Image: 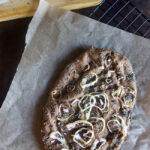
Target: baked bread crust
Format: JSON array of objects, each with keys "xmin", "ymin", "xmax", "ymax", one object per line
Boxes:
[{"xmin": 42, "ymin": 47, "xmax": 137, "ymax": 150}]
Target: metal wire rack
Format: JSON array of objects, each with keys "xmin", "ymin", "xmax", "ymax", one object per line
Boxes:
[{"xmin": 75, "ymin": 0, "xmax": 150, "ymax": 39}]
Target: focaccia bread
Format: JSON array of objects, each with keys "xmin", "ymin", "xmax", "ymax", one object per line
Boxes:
[{"xmin": 42, "ymin": 47, "xmax": 137, "ymax": 150}]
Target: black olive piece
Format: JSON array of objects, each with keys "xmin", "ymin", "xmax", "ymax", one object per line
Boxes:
[
  {"xmin": 102, "ymin": 69, "xmax": 108, "ymax": 75},
  {"xmin": 53, "ymin": 94, "xmax": 61, "ymax": 99},
  {"xmin": 109, "ymin": 66, "xmax": 115, "ymax": 70},
  {"xmin": 121, "ymin": 110, "xmax": 132, "ymax": 119},
  {"xmin": 74, "ymin": 88, "xmax": 81, "ymax": 95},
  {"xmin": 93, "ymin": 86, "xmax": 101, "ymax": 92},
  {"xmin": 106, "ymin": 133, "xmax": 115, "ymax": 141},
  {"xmin": 52, "ymin": 90, "xmax": 61, "ymax": 100},
  {"xmin": 116, "ymin": 72, "xmax": 123, "ymax": 80},
  {"xmin": 86, "ymin": 75, "xmax": 96, "ymax": 84},
  {"xmin": 67, "ymin": 85, "xmax": 75, "ymax": 92},
  {"xmin": 69, "ymin": 80, "xmax": 75, "ymax": 85},
  {"xmin": 106, "ymin": 55, "xmax": 112, "ymax": 61},
  {"xmin": 69, "ymin": 109, "xmax": 81, "ymax": 122},
  {"xmin": 124, "ymin": 93, "xmax": 134, "ymax": 102},
  {"xmin": 126, "ymin": 73, "xmax": 134, "ymax": 82},
  {"xmin": 89, "ymin": 61, "xmax": 96, "ymax": 67},
  {"xmin": 111, "ymin": 51, "xmax": 115, "ymax": 56},
  {"xmin": 108, "ymin": 85, "xmax": 115, "ymax": 90},
  {"xmin": 67, "ymin": 63, "xmax": 74, "ymax": 71},
  {"xmin": 90, "ymin": 109, "xmax": 98, "ymax": 117},
  {"xmin": 86, "ymin": 87, "xmax": 95, "ymax": 93}
]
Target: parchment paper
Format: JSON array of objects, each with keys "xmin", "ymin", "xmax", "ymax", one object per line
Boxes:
[{"xmin": 0, "ymin": 0, "xmax": 150, "ymax": 149}]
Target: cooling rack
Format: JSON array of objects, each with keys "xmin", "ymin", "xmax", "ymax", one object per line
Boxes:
[{"xmin": 75, "ymin": 0, "xmax": 150, "ymax": 39}]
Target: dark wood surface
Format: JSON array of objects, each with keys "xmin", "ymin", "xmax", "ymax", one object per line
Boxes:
[
  {"xmin": 0, "ymin": 18, "xmax": 31, "ymax": 106},
  {"xmin": 0, "ymin": 1, "xmax": 149, "ymax": 107}
]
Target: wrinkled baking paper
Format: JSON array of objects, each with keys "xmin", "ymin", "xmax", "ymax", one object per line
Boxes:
[{"xmin": 0, "ymin": 0, "xmax": 150, "ymax": 149}]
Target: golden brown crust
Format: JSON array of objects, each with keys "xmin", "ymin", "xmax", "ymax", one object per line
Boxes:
[{"xmin": 42, "ymin": 47, "xmax": 137, "ymax": 150}]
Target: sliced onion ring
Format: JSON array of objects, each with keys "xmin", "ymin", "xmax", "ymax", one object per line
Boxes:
[
  {"xmin": 112, "ymin": 86, "xmax": 125, "ymax": 99},
  {"xmin": 94, "ymin": 93, "xmax": 109, "ymax": 112},
  {"xmin": 107, "ymin": 119, "xmax": 121, "ymax": 133},
  {"xmin": 79, "ymin": 92, "xmax": 109, "ymax": 115},
  {"xmin": 106, "ymin": 70, "xmax": 115, "ymax": 78},
  {"xmin": 105, "ymin": 78, "xmax": 112, "ymax": 84},
  {"xmin": 79, "ymin": 94, "xmax": 96, "ymax": 112},
  {"xmin": 71, "ymin": 99, "xmax": 80, "ymax": 106},
  {"xmin": 95, "ymin": 94, "xmax": 107, "ymax": 111},
  {"xmin": 79, "ymin": 94, "xmax": 97, "ymax": 120},
  {"xmin": 58, "ymin": 104, "xmax": 75, "ymax": 121},
  {"xmin": 66, "ymin": 120, "xmax": 93, "ymax": 131},
  {"xmin": 73, "ymin": 128, "xmax": 94, "ymax": 148},
  {"xmin": 104, "ymin": 55, "xmax": 112, "ymax": 68},
  {"xmin": 84, "ymin": 64, "xmax": 90, "ymax": 71},
  {"xmin": 116, "ymin": 115, "xmax": 127, "ymax": 136},
  {"xmin": 80, "ymin": 72, "xmax": 98, "ymax": 89},
  {"xmin": 107, "ymin": 115, "xmax": 127, "ymax": 136},
  {"xmin": 123, "ymin": 92, "xmax": 134, "ymax": 106},
  {"xmin": 84, "ymin": 107, "xmax": 92, "ymax": 120}
]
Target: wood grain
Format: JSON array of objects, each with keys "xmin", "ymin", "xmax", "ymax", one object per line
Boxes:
[{"xmin": 0, "ymin": 0, "xmax": 103, "ymax": 22}]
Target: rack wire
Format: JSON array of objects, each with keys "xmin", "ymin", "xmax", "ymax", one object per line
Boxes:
[{"xmin": 75, "ymin": 0, "xmax": 150, "ymax": 39}]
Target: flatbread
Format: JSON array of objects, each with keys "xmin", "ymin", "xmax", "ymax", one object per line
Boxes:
[{"xmin": 42, "ymin": 47, "xmax": 137, "ymax": 150}]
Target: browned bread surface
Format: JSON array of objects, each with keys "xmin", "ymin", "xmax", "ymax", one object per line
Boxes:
[{"xmin": 42, "ymin": 47, "xmax": 137, "ymax": 150}]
